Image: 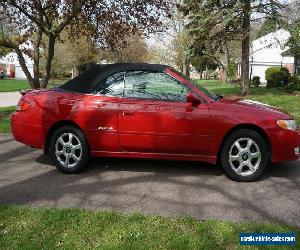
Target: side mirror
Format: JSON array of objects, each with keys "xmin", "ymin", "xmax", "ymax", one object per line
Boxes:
[{"xmin": 186, "ymin": 92, "xmax": 201, "ymax": 106}]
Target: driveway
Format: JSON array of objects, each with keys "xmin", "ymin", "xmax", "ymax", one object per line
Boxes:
[
  {"xmin": 0, "ymin": 92, "xmax": 21, "ymax": 107},
  {"xmin": 0, "ymin": 134, "xmax": 299, "ymax": 227}
]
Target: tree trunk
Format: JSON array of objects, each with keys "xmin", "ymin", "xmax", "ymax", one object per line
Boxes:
[
  {"xmin": 241, "ymin": 0, "xmax": 251, "ymax": 96},
  {"xmin": 32, "ymin": 30, "xmax": 42, "ymax": 89},
  {"xmin": 223, "ymin": 43, "xmax": 229, "ymax": 84},
  {"xmin": 42, "ymin": 34, "xmax": 56, "ymax": 88},
  {"xmin": 15, "ymin": 48, "xmax": 35, "ymax": 88},
  {"xmin": 185, "ymin": 57, "xmax": 190, "ymax": 78},
  {"xmin": 223, "ymin": 66, "xmax": 228, "ymax": 84},
  {"xmin": 182, "ymin": 50, "xmax": 190, "ymax": 77}
]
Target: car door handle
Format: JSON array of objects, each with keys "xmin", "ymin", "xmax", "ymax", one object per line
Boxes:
[{"xmin": 123, "ymin": 111, "xmax": 134, "ymax": 116}]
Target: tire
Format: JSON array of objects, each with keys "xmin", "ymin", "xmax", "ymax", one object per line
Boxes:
[
  {"xmin": 49, "ymin": 125, "xmax": 90, "ymax": 174},
  {"xmin": 220, "ymin": 129, "xmax": 269, "ymax": 182}
]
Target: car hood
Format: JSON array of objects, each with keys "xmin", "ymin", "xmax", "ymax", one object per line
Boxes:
[{"xmin": 218, "ymin": 98, "xmax": 291, "ymax": 119}]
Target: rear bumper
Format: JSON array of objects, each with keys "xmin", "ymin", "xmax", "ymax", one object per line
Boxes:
[
  {"xmin": 270, "ymin": 128, "xmax": 300, "ymax": 163},
  {"xmin": 11, "ymin": 112, "xmax": 45, "ymax": 149}
]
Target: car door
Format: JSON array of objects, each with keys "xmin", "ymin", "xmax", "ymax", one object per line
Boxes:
[
  {"xmin": 82, "ymin": 71, "xmax": 124, "ymax": 152},
  {"xmin": 118, "ymin": 71, "xmax": 212, "ymax": 155}
]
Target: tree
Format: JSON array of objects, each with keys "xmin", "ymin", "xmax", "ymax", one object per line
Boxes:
[
  {"xmin": 101, "ymin": 32, "xmax": 150, "ymax": 63},
  {"xmin": 0, "ymin": 0, "xmax": 170, "ymax": 89},
  {"xmin": 0, "ymin": 16, "xmax": 11, "ymax": 57},
  {"xmin": 43, "ymin": 31, "xmax": 100, "ymax": 78},
  {"xmin": 149, "ymin": 1, "xmax": 192, "ymax": 76},
  {"xmin": 190, "ymin": 55, "xmax": 218, "ymax": 79},
  {"xmin": 285, "ymin": 22, "xmax": 300, "ymax": 57},
  {"xmin": 170, "ymin": 28, "xmax": 191, "ymax": 76},
  {"xmin": 282, "ymin": 0, "xmax": 300, "ymax": 57},
  {"xmin": 182, "ymin": 0, "xmax": 283, "ymax": 95}
]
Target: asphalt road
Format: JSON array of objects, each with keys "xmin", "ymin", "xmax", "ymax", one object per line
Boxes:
[{"xmin": 0, "ymin": 134, "xmax": 299, "ymax": 227}]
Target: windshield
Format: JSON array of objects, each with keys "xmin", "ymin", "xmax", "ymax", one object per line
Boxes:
[{"xmin": 171, "ymin": 69, "xmax": 220, "ymax": 101}]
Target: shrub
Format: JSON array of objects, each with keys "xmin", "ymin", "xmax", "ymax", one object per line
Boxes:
[
  {"xmin": 251, "ymin": 76, "xmax": 260, "ymax": 87},
  {"xmin": 289, "ymin": 75, "xmax": 300, "ymax": 85},
  {"xmin": 227, "ymin": 61, "xmax": 236, "ymax": 80},
  {"xmin": 277, "ymin": 76, "xmax": 300, "ymax": 93},
  {"xmin": 265, "ymin": 67, "xmax": 290, "ymax": 88}
]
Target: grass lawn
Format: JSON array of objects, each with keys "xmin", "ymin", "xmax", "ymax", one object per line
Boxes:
[
  {"xmin": 0, "ymin": 79, "xmax": 67, "ymax": 92},
  {"xmin": 198, "ymin": 80, "xmax": 300, "ymax": 124},
  {"xmin": 0, "ymin": 205, "xmax": 298, "ymax": 249},
  {"xmin": 0, "ymin": 106, "xmax": 15, "ymax": 134}
]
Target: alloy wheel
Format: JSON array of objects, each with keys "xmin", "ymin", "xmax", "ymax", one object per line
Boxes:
[
  {"xmin": 228, "ymin": 137, "xmax": 261, "ymax": 176},
  {"xmin": 55, "ymin": 133, "xmax": 82, "ymax": 168}
]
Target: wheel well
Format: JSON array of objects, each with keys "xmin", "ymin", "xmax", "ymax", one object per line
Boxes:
[
  {"xmin": 217, "ymin": 124, "xmax": 272, "ymax": 164},
  {"xmin": 44, "ymin": 120, "xmax": 85, "ymax": 153}
]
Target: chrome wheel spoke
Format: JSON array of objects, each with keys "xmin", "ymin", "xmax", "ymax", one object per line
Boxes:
[
  {"xmin": 58, "ymin": 137, "xmax": 65, "ymax": 146},
  {"xmin": 72, "ymin": 155, "xmax": 80, "ymax": 163},
  {"xmin": 68, "ymin": 133, "xmax": 73, "ymax": 144},
  {"xmin": 246, "ymin": 139, "xmax": 253, "ymax": 150},
  {"xmin": 234, "ymin": 141, "xmax": 242, "ymax": 151},
  {"xmin": 55, "ymin": 150, "xmax": 64, "ymax": 156},
  {"xmin": 65, "ymin": 155, "xmax": 70, "ymax": 167},
  {"xmin": 248, "ymin": 161, "xmax": 255, "ymax": 172},
  {"xmin": 73, "ymin": 144, "xmax": 82, "ymax": 150},
  {"xmin": 236, "ymin": 163, "xmax": 244, "ymax": 174},
  {"xmin": 251, "ymin": 151, "xmax": 261, "ymax": 159},
  {"xmin": 229, "ymin": 155, "xmax": 239, "ymax": 162}
]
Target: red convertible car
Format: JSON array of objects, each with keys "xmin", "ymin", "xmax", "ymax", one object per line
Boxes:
[{"xmin": 11, "ymin": 63, "xmax": 300, "ymax": 181}]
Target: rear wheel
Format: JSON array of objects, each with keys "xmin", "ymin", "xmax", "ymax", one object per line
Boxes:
[
  {"xmin": 220, "ymin": 129, "xmax": 269, "ymax": 182},
  {"xmin": 49, "ymin": 126, "xmax": 90, "ymax": 173}
]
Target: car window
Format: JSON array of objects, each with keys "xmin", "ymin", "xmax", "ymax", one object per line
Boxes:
[
  {"xmin": 92, "ymin": 71, "xmax": 125, "ymax": 96},
  {"xmin": 124, "ymin": 71, "xmax": 189, "ymax": 101}
]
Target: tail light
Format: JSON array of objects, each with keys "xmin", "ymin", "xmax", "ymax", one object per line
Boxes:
[{"xmin": 16, "ymin": 99, "xmax": 30, "ymax": 112}]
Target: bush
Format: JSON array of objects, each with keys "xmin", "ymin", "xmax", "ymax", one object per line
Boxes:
[
  {"xmin": 276, "ymin": 76, "xmax": 300, "ymax": 93},
  {"xmin": 251, "ymin": 76, "xmax": 260, "ymax": 87},
  {"xmin": 289, "ymin": 75, "xmax": 300, "ymax": 85},
  {"xmin": 227, "ymin": 61, "xmax": 236, "ymax": 80},
  {"xmin": 265, "ymin": 67, "xmax": 290, "ymax": 88}
]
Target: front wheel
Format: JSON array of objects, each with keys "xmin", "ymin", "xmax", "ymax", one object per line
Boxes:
[
  {"xmin": 220, "ymin": 129, "xmax": 269, "ymax": 182},
  {"xmin": 49, "ymin": 126, "xmax": 90, "ymax": 173}
]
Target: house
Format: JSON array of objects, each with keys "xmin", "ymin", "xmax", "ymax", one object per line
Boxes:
[
  {"xmin": 237, "ymin": 29, "xmax": 299, "ymax": 83},
  {"xmin": 0, "ymin": 51, "xmax": 34, "ymax": 79}
]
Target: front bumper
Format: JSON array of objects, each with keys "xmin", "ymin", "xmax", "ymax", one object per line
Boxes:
[{"xmin": 270, "ymin": 128, "xmax": 300, "ymax": 163}]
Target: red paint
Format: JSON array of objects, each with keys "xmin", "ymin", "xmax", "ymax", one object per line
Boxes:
[{"xmin": 11, "ymin": 68, "xmax": 300, "ymax": 165}]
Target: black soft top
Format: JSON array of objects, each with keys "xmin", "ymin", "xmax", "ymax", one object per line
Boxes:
[{"xmin": 60, "ymin": 63, "xmax": 169, "ymax": 93}]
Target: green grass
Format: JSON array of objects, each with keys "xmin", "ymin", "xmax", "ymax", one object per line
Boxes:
[
  {"xmin": 198, "ymin": 80, "xmax": 300, "ymax": 124},
  {"xmin": 0, "ymin": 106, "xmax": 15, "ymax": 134},
  {"xmin": 0, "ymin": 205, "xmax": 298, "ymax": 249},
  {"xmin": 0, "ymin": 79, "xmax": 66, "ymax": 92}
]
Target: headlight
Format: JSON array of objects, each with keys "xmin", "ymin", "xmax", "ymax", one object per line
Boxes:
[{"xmin": 277, "ymin": 120, "xmax": 298, "ymax": 130}]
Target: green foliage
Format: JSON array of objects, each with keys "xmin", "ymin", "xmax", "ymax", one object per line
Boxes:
[
  {"xmin": 289, "ymin": 75, "xmax": 300, "ymax": 85},
  {"xmin": 227, "ymin": 61, "xmax": 236, "ymax": 80},
  {"xmin": 285, "ymin": 21, "xmax": 300, "ymax": 56},
  {"xmin": 191, "ymin": 55, "xmax": 218, "ymax": 73},
  {"xmin": 182, "ymin": 0, "xmax": 283, "ymax": 94},
  {"xmin": 265, "ymin": 67, "xmax": 290, "ymax": 88},
  {"xmin": 0, "ymin": 46, "xmax": 11, "ymax": 57},
  {"xmin": 251, "ymin": 76, "xmax": 260, "ymax": 87},
  {"xmin": 256, "ymin": 17, "xmax": 281, "ymax": 39},
  {"xmin": 0, "ymin": 106, "xmax": 15, "ymax": 133},
  {"xmin": 278, "ymin": 76, "xmax": 300, "ymax": 93}
]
